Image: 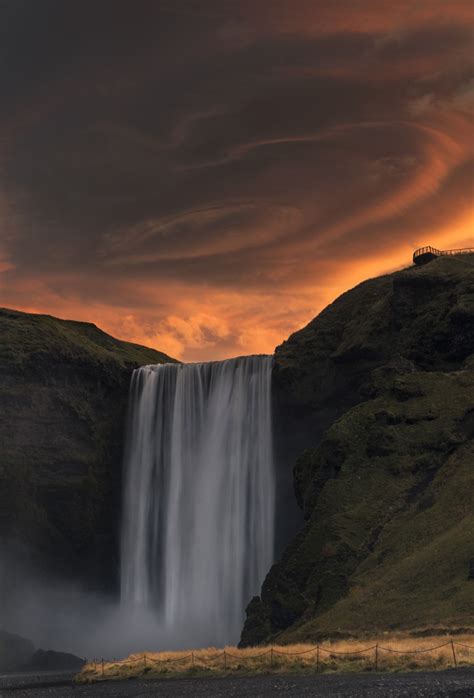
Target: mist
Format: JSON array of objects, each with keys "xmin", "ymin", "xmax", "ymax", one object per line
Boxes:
[{"xmin": 0, "ymin": 545, "xmax": 214, "ymax": 660}]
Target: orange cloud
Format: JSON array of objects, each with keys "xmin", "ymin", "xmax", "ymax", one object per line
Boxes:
[
  {"xmin": 245, "ymin": 0, "xmax": 474, "ymax": 36},
  {"xmin": 0, "ymin": 1, "xmax": 473, "ymax": 360}
]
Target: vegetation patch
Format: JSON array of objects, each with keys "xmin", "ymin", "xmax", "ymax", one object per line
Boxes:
[
  {"xmin": 0, "ymin": 307, "xmax": 175, "ymax": 586},
  {"xmin": 76, "ymin": 632, "xmax": 474, "ymax": 683},
  {"xmin": 244, "ymin": 256, "xmax": 474, "ymax": 646}
]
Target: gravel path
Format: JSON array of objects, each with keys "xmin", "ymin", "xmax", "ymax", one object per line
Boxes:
[{"xmin": 1, "ymin": 668, "xmax": 473, "ymax": 697}]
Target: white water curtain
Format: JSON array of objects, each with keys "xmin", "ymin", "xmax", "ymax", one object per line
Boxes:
[{"xmin": 120, "ymin": 356, "xmax": 275, "ymax": 646}]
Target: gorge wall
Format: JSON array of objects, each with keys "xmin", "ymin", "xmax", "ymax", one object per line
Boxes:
[
  {"xmin": 0, "ymin": 253, "xmax": 472, "ymax": 651},
  {"xmin": 0, "ymin": 308, "xmax": 174, "ymax": 590},
  {"xmin": 241, "ymin": 254, "xmax": 474, "ymax": 645}
]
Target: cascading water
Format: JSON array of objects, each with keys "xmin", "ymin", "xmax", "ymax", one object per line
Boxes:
[{"xmin": 120, "ymin": 355, "xmax": 275, "ymax": 647}]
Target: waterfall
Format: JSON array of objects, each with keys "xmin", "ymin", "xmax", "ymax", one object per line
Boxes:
[{"xmin": 120, "ymin": 355, "xmax": 275, "ymax": 647}]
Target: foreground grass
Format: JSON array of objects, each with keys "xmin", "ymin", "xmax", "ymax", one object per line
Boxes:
[{"xmin": 77, "ymin": 631, "xmax": 474, "ymax": 683}]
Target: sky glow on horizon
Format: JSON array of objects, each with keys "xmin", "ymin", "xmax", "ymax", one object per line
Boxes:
[{"xmin": 0, "ymin": 0, "xmax": 473, "ymax": 360}]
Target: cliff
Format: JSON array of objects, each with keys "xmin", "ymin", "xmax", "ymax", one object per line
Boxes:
[
  {"xmin": 241, "ymin": 254, "xmax": 474, "ymax": 645},
  {"xmin": 0, "ymin": 308, "xmax": 174, "ymax": 588}
]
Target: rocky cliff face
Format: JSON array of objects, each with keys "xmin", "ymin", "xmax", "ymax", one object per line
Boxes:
[
  {"xmin": 1, "ymin": 256, "xmax": 473, "ymax": 644},
  {"xmin": 241, "ymin": 255, "xmax": 474, "ymax": 645},
  {"xmin": 0, "ymin": 308, "xmax": 174, "ymax": 589}
]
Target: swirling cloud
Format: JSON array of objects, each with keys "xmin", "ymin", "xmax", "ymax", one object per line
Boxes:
[{"xmin": 0, "ymin": 1, "xmax": 472, "ymax": 359}]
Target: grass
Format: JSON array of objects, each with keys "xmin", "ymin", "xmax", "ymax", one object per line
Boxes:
[
  {"xmin": 0, "ymin": 306, "xmax": 175, "ymax": 369},
  {"xmin": 0, "ymin": 306, "xmax": 176, "ymax": 582},
  {"xmin": 76, "ymin": 631, "xmax": 474, "ymax": 683},
  {"xmin": 244, "ymin": 255, "xmax": 474, "ymax": 647},
  {"xmin": 243, "ymin": 366, "xmax": 474, "ymax": 645}
]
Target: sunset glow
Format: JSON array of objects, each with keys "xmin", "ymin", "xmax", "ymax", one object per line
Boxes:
[{"xmin": 0, "ymin": 1, "xmax": 472, "ymax": 360}]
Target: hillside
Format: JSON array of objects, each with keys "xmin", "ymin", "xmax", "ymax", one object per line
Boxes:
[
  {"xmin": 241, "ymin": 254, "xmax": 474, "ymax": 645},
  {"xmin": 0, "ymin": 308, "xmax": 175, "ymax": 587}
]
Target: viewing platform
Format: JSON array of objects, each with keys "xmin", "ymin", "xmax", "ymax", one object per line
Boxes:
[{"xmin": 413, "ymin": 246, "xmax": 474, "ymax": 266}]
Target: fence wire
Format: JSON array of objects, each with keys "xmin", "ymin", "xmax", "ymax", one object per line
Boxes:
[
  {"xmin": 378, "ymin": 642, "xmax": 451, "ymax": 654},
  {"xmin": 89, "ymin": 639, "xmax": 474, "ymax": 679}
]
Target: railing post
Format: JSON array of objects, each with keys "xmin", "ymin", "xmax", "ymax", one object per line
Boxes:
[
  {"xmin": 375, "ymin": 644, "xmax": 378, "ymax": 671},
  {"xmin": 101, "ymin": 658, "xmax": 104, "ymax": 677},
  {"xmin": 451, "ymin": 640, "xmax": 457, "ymax": 668},
  {"xmin": 316, "ymin": 645, "xmax": 320, "ymax": 673},
  {"xmin": 224, "ymin": 650, "xmax": 227, "ymax": 670},
  {"xmin": 143, "ymin": 654, "xmax": 147, "ymax": 669},
  {"xmin": 270, "ymin": 647, "xmax": 274, "ymax": 668},
  {"xmin": 192, "ymin": 651, "xmax": 195, "ymax": 668}
]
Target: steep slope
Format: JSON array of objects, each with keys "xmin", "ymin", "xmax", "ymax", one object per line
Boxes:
[
  {"xmin": 241, "ymin": 255, "xmax": 474, "ymax": 645},
  {"xmin": 0, "ymin": 308, "xmax": 175, "ymax": 587}
]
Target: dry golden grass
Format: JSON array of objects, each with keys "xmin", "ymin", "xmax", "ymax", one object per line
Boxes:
[{"xmin": 77, "ymin": 632, "xmax": 474, "ymax": 683}]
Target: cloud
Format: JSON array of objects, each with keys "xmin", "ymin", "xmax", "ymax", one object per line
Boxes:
[
  {"xmin": 0, "ymin": 1, "xmax": 472, "ymax": 360},
  {"xmin": 0, "ymin": 251, "xmax": 14, "ymax": 273}
]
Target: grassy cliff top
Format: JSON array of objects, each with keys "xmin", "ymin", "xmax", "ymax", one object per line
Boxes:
[
  {"xmin": 275, "ymin": 254, "xmax": 474, "ymax": 407},
  {"xmin": 0, "ymin": 307, "xmax": 176, "ymax": 372}
]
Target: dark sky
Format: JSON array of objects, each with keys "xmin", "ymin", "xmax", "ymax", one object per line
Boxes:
[{"xmin": 0, "ymin": 1, "xmax": 473, "ymax": 359}]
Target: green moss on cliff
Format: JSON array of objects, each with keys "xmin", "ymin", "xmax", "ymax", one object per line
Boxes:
[
  {"xmin": 0, "ymin": 307, "xmax": 171, "ymax": 372},
  {"xmin": 0, "ymin": 307, "xmax": 175, "ymax": 586},
  {"xmin": 241, "ymin": 255, "xmax": 474, "ymax": 646}
]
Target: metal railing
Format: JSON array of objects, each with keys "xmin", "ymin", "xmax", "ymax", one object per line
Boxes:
[{"xmin": 413, "ymin": 246, "xmax": 474, "ymax": 263}]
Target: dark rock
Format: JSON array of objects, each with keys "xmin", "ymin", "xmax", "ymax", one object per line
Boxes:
[
  {"xmin": 25, "ymin": 648, "xmax": 85, "ymax": 671},
  {"xmin": 392, "ymin": 378, "xmax": 425, "ymax": 401},
  {"xmin": 241, "ymin": 255, "xmax": 474, "ymax": 647},
  {"xmin": 0, "ymin": 630, "xmax": 35, "ymax": 672},
  {"xmin": 0, "ymin": 629, "xmax": 84, "ymax": 673},
  {"xmin": 366, "ymin": 428, "xmax": 396, "ymax": 456},
  {"xmin": 461, "ymin": 408, "xmax": 474, "ymax": 439},
  {"xmin": 469, "ymin": 559, "xmax": 474, "ymax": 581},
  {"xmin": 0, "ymin": 307, "xmax": 175, "ymax": 590}
]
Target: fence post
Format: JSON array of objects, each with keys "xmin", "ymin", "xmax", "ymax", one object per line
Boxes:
[
  {"xmin": 192, "ymin": 651, "xmax": 195, "ymax": 668},
  {"xmin": 316, "ymin": 645, "xmax": 320, "ymax": 673},
  {"xmin": 101, "ymin": 658, "xmax": 104, "ymax": 678},
  {"xmin": 224, "ymin": 650, "xmax": 227, "ymax": 670},
  {"xmin": 451, "ymin": 640, "xmax": 457, "ymax": 668},
  {"xmin": 270, "ymin": 647, "xmax": 274, "ymax": 668},
  {"xmin": 375, "ymin": 644, "xmax": 378, "ymax": 671},
  {"xmin": 144, "ymin": 654, "xmax": 147, "ymax": 669}
]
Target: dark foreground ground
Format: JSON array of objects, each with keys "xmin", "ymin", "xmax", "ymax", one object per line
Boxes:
[{"xmin": 1, "ymin": 668, "xmax": 474, "ymax": 697}]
